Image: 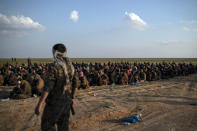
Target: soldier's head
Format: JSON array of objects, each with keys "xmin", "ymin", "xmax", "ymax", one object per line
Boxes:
[{"xmin": 52, "ymin": 43, "xmax": 67, "ymax": 59}]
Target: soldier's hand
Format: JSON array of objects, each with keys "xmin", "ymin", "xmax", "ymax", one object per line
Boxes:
[
  {"xmin": 35, "ymin": 105, "xmax": 41, "ymax": 116},
  {"xmin": 35, "ymin": 91, "xmax": 48, "ymax": 116}
]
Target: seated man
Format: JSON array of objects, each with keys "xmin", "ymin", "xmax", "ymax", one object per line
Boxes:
[
  {"xmin": 139, "ymin": 69, "xmax": 146, "ymax": 82},
  {"xmin": 130, "ymin": 71, "xmax": 139, "ymax": 85},
  {"xmin": 10, "ymin": 78, "xmax": 32, "ymax": 99},
  {"xmin": 78, "ymin": 71, "xmax": 89, "ymax": 89},
  {"xmin": 26, "ymin": 68, "xmax": 44, "ymax": 96},
  {"xmin": 146, "ymin": 70, "xmax": 152, "ymax": 81},
  {"xmin": 120, "ymin": 71, "xmax": 128, "ymax": 85},
  {"xmin": 32, "ymin": 74, "xmax": 44, "ymax": 96},
  {"xmin": 0, "ymin": 74, "xmax": 4, "ymax": 86},
  {"xmin": 151, "ymin": 69, "xmax": 158, "ymax": 81},
  {"xmin": 98, "ymin": 70, "xmax": 109, "ymax": 86},
  {"xmin": 4, "ymin": 70, "xmax": 17, "ymax": 86}
]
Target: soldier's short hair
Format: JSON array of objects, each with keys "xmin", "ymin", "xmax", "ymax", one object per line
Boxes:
[{"xmin": 53, "ymin": 43, "xmax": 66, "ymax": 53}]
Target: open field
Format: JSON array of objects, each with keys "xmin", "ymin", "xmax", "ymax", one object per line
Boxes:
[
  {"xmin": 0, "ymin": 74, "xmax": 197, "ymax": 131},
  {"xmin": 0, "ymin": 58, "xmax": 197, "ymax": 65}
]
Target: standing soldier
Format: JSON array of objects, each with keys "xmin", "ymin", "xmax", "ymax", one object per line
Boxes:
[
  {"xmin": 27, "ymin": 58, "xmax": 32, "ymax": 67},
  {"xmin": 35, "ymin": 43, "xmax": 78, "ymax": 131}
]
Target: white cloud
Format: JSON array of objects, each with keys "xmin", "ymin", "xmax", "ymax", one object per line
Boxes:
[
  {"xmin": 183, "ymin": 26, "xmax": 191, "ymax": 32},
  {"xmin": 124, "ymin": 12, "xmax": 148, "ymax": 31},
  {"xmin": 70, "ymin": 10, "xmax": 79, "ymax": 22},
  {"xmin": 182, "ymin": 26, "xmax": 197, "ymax": 32},
  {"xmin": 158, "ymin": 40, "xmax": 180, "ymax": 45},
  {"xmin": 180, "ymin": 20, "xmax": 197, "ymax": 25},
  {"xmin": 180, "ymin": 20, "xmax": 197, "ymax": 32},
  {"xmin": 157, "ymin": 40, "xmax": 193, "ymax": 46},
  {"xmin": 0, "ymin": 13, "xmax": 45, "ymax": 35}
]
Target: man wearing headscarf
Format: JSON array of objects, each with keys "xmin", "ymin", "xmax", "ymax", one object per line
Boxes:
[{"xmin": 35, "ymin": 43, "xmax": 78, "ymax": 131}]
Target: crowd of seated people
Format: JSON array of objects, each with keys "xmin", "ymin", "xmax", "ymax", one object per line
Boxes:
[
  {"xmin": 0, "ymin": 61, "xmax": 196, "ymax": 99},
  {"xmin": 73, "ymin": 62, "xmax": 197, "ymax": 86}
]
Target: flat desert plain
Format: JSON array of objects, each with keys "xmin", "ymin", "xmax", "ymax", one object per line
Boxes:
[{"xmin": 0, "ymin": 74, "xmax": 197, "ymax": 131}]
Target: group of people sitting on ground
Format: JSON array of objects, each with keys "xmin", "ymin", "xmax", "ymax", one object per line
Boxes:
[
  {"xmin": 0, "ymin": 61, "xmax": 196, "ymax": 99},
  {"xmin": 74, "ymin": 62, "xmax": 197, "ymax": 87},
  {"xmin": 0, "ymin": 63, "xmax": 45, "ymax": 99}
]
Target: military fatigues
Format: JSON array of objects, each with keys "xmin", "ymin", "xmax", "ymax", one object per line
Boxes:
[{"xmin": 41, "ymin": 63, "xmax": 76, "ymax": 131}]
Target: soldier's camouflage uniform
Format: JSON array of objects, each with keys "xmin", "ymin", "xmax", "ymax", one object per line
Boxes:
[{"xmin": 41, "ymin": 63, "xmax": 77, "ymax": 131}]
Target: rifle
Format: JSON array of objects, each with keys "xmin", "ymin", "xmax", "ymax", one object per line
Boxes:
[{"xmin": 71, "ymin": 101, "xmax": 75, "ymax": 115}]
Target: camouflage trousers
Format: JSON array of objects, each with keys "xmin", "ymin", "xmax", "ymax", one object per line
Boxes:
[{"xmin": 41, "ymin": 102, "xmax": 71, "ymax": 131}]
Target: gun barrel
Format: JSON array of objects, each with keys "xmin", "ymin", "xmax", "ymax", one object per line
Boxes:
[{"xmin": 71, "ymin": 103, "xmax": 75, "ymax": 115}]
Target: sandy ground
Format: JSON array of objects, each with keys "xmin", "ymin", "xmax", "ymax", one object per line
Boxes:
[{"xmin": 0, "ymin": 74, "xmax": 197, "ymax": 131}]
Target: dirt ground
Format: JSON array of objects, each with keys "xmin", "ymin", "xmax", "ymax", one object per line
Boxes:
[{"xmin": 0, "ymin": 74, "xmax": 197, "ymax": 131}]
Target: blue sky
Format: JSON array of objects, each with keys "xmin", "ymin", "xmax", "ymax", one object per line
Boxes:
[{"xmin": 0, "ymin": 0, "xmax": 197, "ymax": 58}]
